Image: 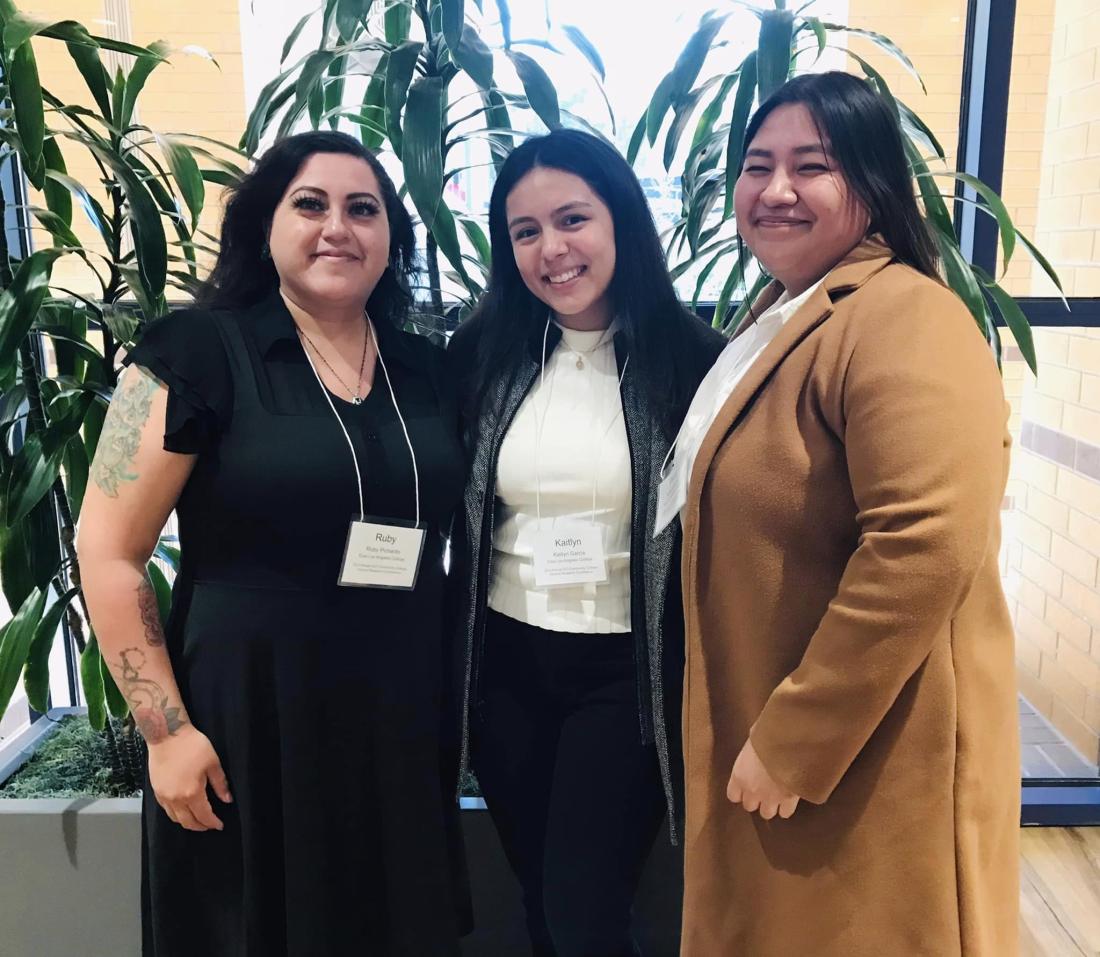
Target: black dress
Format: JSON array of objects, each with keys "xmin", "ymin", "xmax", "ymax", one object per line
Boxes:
[{"xmin": 127, "ymin": 293, "xmax": 468, "ymax": 957}]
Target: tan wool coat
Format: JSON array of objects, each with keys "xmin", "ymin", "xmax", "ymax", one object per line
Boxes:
[{"xmin": 679, "ymin": 240, "xmax": 1020, "ymax": 956}]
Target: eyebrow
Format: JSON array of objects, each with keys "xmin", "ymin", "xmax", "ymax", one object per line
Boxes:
[
  {"xmin": 291, "ymin": 185, "xmax": 381, "ymax": 203},
  {"xmin": 745, "ymin": 145, "xmax": 830, "ymax": 158},
  {"xmin": 507, "ymin": 201, "xmax": 594, "ymax": 229}
]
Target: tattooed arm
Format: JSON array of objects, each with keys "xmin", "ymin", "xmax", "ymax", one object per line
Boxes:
[{"xmin": 78, "ymin": 365, "xmax": 231, "ymax": 830}]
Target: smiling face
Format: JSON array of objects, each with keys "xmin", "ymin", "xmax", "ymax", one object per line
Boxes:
[
  {"xmin": 505, "ymin": 166, "xmax": 616, "ymax": 331},
  {"xmin": 266, "ymin": 151, "xmax": 391, "ymax": 312},
  {"xmin": 734, "ymin": 103, "xmax": 871, "ymax": 297}
]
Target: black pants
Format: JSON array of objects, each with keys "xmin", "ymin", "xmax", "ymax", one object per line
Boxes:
[{"xmin": 471, "ymin": 610, "xmax": 667, "ymax": 957}]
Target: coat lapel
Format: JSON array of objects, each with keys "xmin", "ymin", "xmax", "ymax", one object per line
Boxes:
[{"xmin": 686, "ymin": 240, "xmax": 897, "ymax": 505}]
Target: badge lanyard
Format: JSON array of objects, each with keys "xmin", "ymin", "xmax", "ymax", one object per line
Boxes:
[
  {"xmin": 530, "ymin": 315, "xmax": 628, "ymax": 590},
  {"xmin": 298, "ymin": 316, "xmax": 426, "ymax": 590}
]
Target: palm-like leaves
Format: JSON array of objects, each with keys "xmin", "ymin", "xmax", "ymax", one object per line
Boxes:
[
  {"xmin": 245, "ymin": 0, "xmax": 612, "ymax": 324},
  {"xmin": 0, "ymin": 2, "xmax": 239, "ymax": 744},
  {"xmin": 634, "ymin": 1, "xmax": 1058, "ymax": 375}
]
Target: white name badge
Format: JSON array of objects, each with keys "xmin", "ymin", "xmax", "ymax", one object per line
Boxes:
[
  {"xmin": 654, "ymin": 455, "xmax": 688, "ymax": 538},
  {"xmin": 339, "ymin": 517, "xmax": 426, "ymax": 590},
  {"xmin": 533, "ymin": 522, "xmax": 608, "ymax": 589}
]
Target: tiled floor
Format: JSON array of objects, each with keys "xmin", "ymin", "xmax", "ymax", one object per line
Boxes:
[{"xmin": 1020, "ymin": 697, "xmax": 1099, "ymax": 779}]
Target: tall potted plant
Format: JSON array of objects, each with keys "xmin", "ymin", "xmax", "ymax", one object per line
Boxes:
[
  {"xmin": 0, "ymin": 0, "xmax": 242, "ymax": 780},
  {"xmin": 245, "ymin": 0, "xmax": 612, "ymax": 329},
  {"xmin": 631, "ymin": 0, "xmax": 1061, "ymax": 374}
]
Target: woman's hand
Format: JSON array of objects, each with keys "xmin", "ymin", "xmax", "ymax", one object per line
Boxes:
[
  {"xmin": 727, "ymin": 739, "xmax": 800, "ymax": 820},
  {"xmin": 147, "ymin": 725, "xmax": 233, "ymax": 832}
]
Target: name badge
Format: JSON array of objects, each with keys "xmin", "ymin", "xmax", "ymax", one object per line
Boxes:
[
  {"xmin": 533, "ymin": 522, "xmax": 608, "ymax": 589},
  {"xmin": 654, "ymin": 455, "xmax": 688, "ymax": 538},
  {"xmin": 339, "ymin": 516, "xmax": 426, "ymax": 590}
]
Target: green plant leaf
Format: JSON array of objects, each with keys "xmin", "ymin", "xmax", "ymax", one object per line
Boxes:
[
  {"xmin": 385, "ymin": 1, "xmax": 412, "ymax": 44},
  {"xmin": 0, "ymin": 587, "xmax": 47, "ymax": 723},
  {"xmin": 799, "ymin": 16, "xmax": 827, "ymax": 63},
  {"xmin": 935, "ymin": 232, "xmax": 987, "ymax": 333},
  {"xmin": 358, "ymin": 71, "xmax": 387, "ymax": 150},
  {"xmin": 724, "ymin": 51, "xmax": 757, "ymax": 217},
  {"xmin": 120, "ymin": 41, "xmax": 169, "ymax": 131},
  {"xmin": 756, "ymin": 9, "xmax": 794, "ymax": 103},
  {"xmin": 494, "ymin": 0, "xmax": 512, "ymax": 48},
  {"xmin": 4, "ymin": 429, "xmax": 69, "ymax": 528},
  {"xmin": 903, "ymin": 137, "xmax": 953, "ymax": 238},
  {"xmin": 154, "ymin": 540, "xmax": 181, "ymax": 571},
  {"xmin": 898, "ymin": 99, "xmax": 945, "ymax": 160},
  {"xmin": 691, "ymin": 241, "xmax": 739, "ymax": 309},
  {"xmin": 43, "ymin": 170, "xmax": 112, "ymax": 247},
  {"xmin": 455, "ymin": 23, "xmax": 495, "ymax": 90},
  {"xmin": 505, "ymin": 50, "xmax": 559, "ymax": 130},
  {"xmin": 336, "ymin": 0, "xmax": 372, "ymax": 38},
  {"xmin": 0, "ymin": 495, "xmax": 59, "ymax": 614},
  {"xmin": 429, "ymin": 199, "xmax": 475, "ymax": 294},
  {"xmin": 23, "ymin": 587, "xmax": 78, "ymax": 713},
  {"xmin": 712, "ymin": 246, "xmax": 745, "ymax": 330},
  {"xmin": 663, "ymin": 79, "xmax": 720, "ymax": 172},
  {"xmin": 0, "ymin": 248, "xmax": 66, "ymax": 377},
  {"xmin": 281, "ymin": 9, "xmax": 314, "ymax": 64},
  {"xmin": 926, "ymin": 170, "xmax": 1015, "ymax": 273},
  {"xmin": 146, "ymin": 561, "xmax": 173, "ymax": 626},
  {"xmin": 725, "ymin": 270, "xmax": 772, "ymax": 335},
  {"xmin": 41, "ymin": 137, "xmax": 72, "ymax": 229},
  {"xmin": 156, "ymin": 136, "xmax": 205, "ymax": 231},
  {"xmin": 669, "ymin": 12, "xmax": 727, "ymax": 106},
  {"xmin": 690, "ymin": 71, "xmax": 737, "ymax": 155},
  {"xmin": 561, "ymin": 24, "xmax": 604, "ymax": 80},
  {"xmin": 280, "ymin": 49, "xmax": 337, "ymax": 139},
  {"xmin": 626, "ymin": 111, "xmax": 647, "ymax": 166},
  {"xmin": 323, "ymin": 54, "xmax": 348, "ymax": 131},
  {"xmin": 385, "ymin": 40, "xmax": 423, "ymax": 158},
  {"xmin": 10, "ymin": 39, "xmax": 44, "ymax": 185},
  {"xmin": 240, "ymin": 58, "xmax": 302, "ymax": 154},
  {"xmin": 80, "ymin": 635, "xmax": 107, "ymax": 731},
  {"xmin": 821, "ymin": 22, "xmax": 926, "ymax": 93},
  {"xmin": 645, "ymin": 71, "xmax": 675, "ymax": 147},
  {"xmin": 85, "ymin": 142, "xmax": 169, "ymax": 304},
  {"xmin": 1016, "ymin": 229, "xmax": 1067, "ymax": 305},
  {"xmin": 457, "ymin": 214, "xmax": 491, "ymax": 270},
  {"xmin": 63, "ymin": 435, "xmax": 88, "ymax": 519},
  {"xmin": 979, "ymin": 272, "xmax": 1037, "ymax": 376},
  {"xmin": 101, "ymin": 653, "xmax": 129, "ymax": 719},
  {"xmin": 402, "ymin": 75, "xmax": 446, "ymax": 230},
  {"xmin": 442, "ymin": 0, "xmax": 464, "ymax": 54},
  {"xmin": 64, "ymin": 40, "xmax": 112, "ymax": 119}
]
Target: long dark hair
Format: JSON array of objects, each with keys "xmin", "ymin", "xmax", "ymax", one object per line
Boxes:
[
  {"xmin": 197, "ymin": 131, "xmax": 417, "ymax": 326},
  {"xmin": 740, "ymin": 71, "xmax": 940, "ymax": 281},
  {"xmin": 463, "ymin": 129, "xmax": 708, "ymax": 434}
]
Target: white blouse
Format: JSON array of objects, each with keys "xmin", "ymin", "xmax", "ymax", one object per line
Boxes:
[{"xmin": 488, "ymin": 321, "xmax": 632, "ymax": 634}]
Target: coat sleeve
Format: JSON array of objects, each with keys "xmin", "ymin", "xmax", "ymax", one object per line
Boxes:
[{"xmin": 749, "ymin": 278, "xmax": 1010, "ymax": 805}]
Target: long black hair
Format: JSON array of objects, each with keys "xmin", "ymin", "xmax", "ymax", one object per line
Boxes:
[
  {"xmin": 740, "ymin": 71, "xmax": 940, "ymax": 281},
  {"xmin": 197, "ymin": 131, "xmax": 417, "ymax": 326},
  {"xmin": 463, "ymin": 128, "xmax": 710, "ymax": 435}
]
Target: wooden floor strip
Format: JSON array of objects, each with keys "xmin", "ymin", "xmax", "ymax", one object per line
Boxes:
[{"xmin": 1020, "ymin": 828, "xmax": 1100, "ymax": 956}]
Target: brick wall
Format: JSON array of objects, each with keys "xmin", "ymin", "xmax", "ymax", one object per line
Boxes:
[{"xmin": 29, "ymin": 0, "xmax": 246, "ymax": 295}]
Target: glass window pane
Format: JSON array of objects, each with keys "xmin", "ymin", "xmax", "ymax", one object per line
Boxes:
[{"xmin": 1001, "ymin": 0, "xmax": 1100, "ymax": 297}]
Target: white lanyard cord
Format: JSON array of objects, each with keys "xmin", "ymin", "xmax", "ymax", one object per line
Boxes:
[
  {"xmin": 372, "ymin": 319, "xmax": 421, "ymax": 528},
  {"xmin": 297, "ymin": 316, "xmax": 420, "ymax": 527},
  {"xmin": 533, "ymin": 315, "xmax": 628, "ymax": 526}
]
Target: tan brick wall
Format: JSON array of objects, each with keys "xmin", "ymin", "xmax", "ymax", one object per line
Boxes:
[
  {"xmin": 28, "ymin": 0, "xmax": 246, "ymax": 298},
  {"xmin": 1003, "ymin": 0, "xmax": 1100, "ymax": 297},
  {"xmin": 845, "ymin": 0, "xmax": 969, "ymax": 164},
  {"xmin": 1004, "ymin": 326, "xmax": 1100, "ymax": 765}
]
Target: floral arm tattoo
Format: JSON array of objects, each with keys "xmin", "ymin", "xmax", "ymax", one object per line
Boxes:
[
  {"xmin": 137, "ymin": 575, "xmax": 166, "ymax": 647},
  {"xmin": 114, "ymin": 647, "xmax": 189, "ymax": 744},
  {"xmin": 91, "ymin": 368, "xmax": 160, "ymax": 497}
]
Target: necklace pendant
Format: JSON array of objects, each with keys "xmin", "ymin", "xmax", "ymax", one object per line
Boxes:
[
  {"xmin": 352, "ymin": 396, "xmax": 363, "ymax": 406},
  {"xmin": 576, "ymin": 356, "xmax": 584, "ymax": 370}
]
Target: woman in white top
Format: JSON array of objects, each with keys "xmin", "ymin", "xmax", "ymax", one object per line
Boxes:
[{"xmin": 447, "ymin": 129, "xmax": 723, "ymax": 956}]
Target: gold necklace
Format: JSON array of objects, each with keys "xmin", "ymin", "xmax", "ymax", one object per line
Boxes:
[
  {"xmin": 296, "ymin": 321, "xmax": 370, "ymax": 404},
  {"xmin": 560, "ymin": 327, "xmax": 613, "ymax": 370}
]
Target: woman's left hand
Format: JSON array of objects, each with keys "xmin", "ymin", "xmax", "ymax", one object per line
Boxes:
[{"xmin": 727, "ymin": 739, "xmax": 801, "ymax": 820}]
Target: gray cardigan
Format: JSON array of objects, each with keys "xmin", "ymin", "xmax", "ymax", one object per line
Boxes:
[{"xmin": 446, "ymin": 318, "xmax": 723, "ymax": 841}]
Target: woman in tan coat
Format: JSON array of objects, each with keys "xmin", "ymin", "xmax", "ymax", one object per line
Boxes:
[{"xmin": 668, "ymin": 72, "xmax": 1019, "ymax": 955}]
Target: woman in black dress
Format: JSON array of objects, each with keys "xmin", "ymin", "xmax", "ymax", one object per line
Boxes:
[{"xmin": 77, "ymin": 131, "xmax": 468, "ymax": 956}]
